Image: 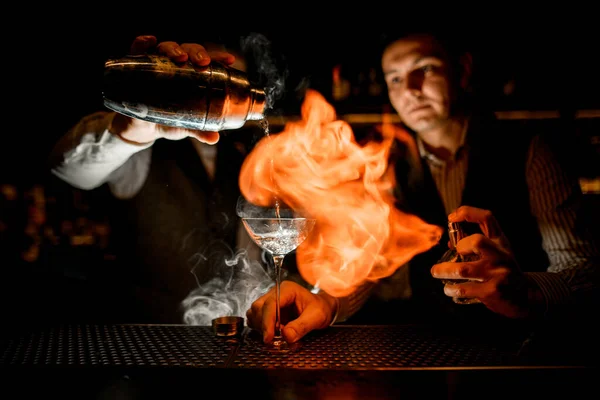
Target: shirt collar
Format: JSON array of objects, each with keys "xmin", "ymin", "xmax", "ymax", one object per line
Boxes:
[{"xmin": 416, "ymin": 122, "xmax": 469, "ymax": 165}]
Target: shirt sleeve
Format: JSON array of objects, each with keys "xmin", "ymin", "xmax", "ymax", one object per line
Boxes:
[
  {"xmin": 332, "ymin": 281, "xmax": 377, "ymax": 323},
  {"xmin": 524, "ymin": 133, "xmax": 600, "ymax": 316},
  {"xmin": 49, "ymin": 111, "xmax": 154, "ymax": 199}
]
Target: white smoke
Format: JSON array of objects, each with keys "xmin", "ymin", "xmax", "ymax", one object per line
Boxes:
[
  {"xmin": 182, "ymin": 32, "xmax": 291, "ymax": 326},
  {"xmin": 182, "ymin": 247, "xmax": 275, "ymax": 326},
  {"xmin": 241, "ymin": 32, "xmax": 288, "ymax": 111}
]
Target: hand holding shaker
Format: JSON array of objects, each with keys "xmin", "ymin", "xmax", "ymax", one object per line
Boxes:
[{"xmin": 102, "ymin": 54, "xmax": 267, "ymax": 131}]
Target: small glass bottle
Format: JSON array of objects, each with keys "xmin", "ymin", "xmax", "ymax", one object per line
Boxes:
[
  {"xmin": 102, "ymin": 54, "xmax": 267, "ymax": 131},
  {"xmin": 437, "ymin": 221, "xmax": 481, "ymax": 305}
]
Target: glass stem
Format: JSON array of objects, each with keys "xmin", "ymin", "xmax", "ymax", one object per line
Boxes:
[{"xmin": 272, "ymin": 254, "xmax": 285, "ymax": 341}]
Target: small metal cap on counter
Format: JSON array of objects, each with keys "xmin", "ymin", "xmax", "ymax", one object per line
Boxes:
[{"xmin": 212, "ymin": 316, "xmax": 244, "ymax": 337}]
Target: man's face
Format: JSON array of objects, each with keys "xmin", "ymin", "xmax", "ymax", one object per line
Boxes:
[{"xmin": 381, "ymin": 35, "xmax": 458, "ymax": 133}]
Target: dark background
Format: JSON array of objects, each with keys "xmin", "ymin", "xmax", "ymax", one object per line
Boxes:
[
  {"xmin": 5, "ymin": 15, "xmax": 600, "ymax": 182},
  {"xmin": 1, "ymin": 13, "xmax": 599, "ymax": 299}
]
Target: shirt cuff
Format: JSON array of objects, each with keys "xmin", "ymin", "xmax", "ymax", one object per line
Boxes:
[
  {"xmin": 103, "ymin": 128, "xmax": 155, "ymax": 156},
  {"xmin": 329, "ymin": 297, "xmax": 340, "ymax": 326},
  {"xmin": 524, "ymin": 272, "xmax": 571, "ymax": 316},
  {"xmin": 331, "ymin": 281, "xmax": 376, "ymax": 324}
]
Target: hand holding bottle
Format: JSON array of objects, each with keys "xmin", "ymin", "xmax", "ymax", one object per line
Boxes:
[
  {"xmin": 430, "ymin": 205, "xmax": 541, "ymax": 318},
  {"xmin": 108, "ymin": 35, "xmax": 239, "ymax": 146}
]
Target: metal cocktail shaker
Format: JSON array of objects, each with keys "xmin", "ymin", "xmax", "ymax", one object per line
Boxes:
[{"xmin": 102, "ymin": 54, "xmax": 267, "ymax": 131}]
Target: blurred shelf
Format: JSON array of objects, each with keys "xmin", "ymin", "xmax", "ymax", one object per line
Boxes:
[
  {"xmin": 580, "ymin": 177, "xmax": 600, "ymax": 194},
  {"xmin": 267, "ymin": 110, "xmax": 600, "ymax": 126},
  {"xmin": 495, "ymin": 110, "xmax": 600, "ymax": 120}
]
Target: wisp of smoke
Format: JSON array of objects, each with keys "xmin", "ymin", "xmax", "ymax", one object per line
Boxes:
[
  {"xmin": 182, "ymin": 247, "xmax": 275, "ymax": 326},
  {"xmin": 241, "ymin": 32, "xmax": 288, "ymax": 111},
  {"xmin": 182, "ymin": 33, "xmax": 291, "ymax": 326}
]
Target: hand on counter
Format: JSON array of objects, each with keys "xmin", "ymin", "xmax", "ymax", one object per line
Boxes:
[{"xmin": 246, "ymin": 281, "xmax": 338, "ymax": 344}]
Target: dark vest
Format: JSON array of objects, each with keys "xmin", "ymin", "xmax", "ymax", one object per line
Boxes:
[
  {"xmin": 351, "ymin": 115, "xmax": 551, "ymax": 324},
  {"xmin": 111, "ymin": 134, "xmax": 248, "ymax": 323}
]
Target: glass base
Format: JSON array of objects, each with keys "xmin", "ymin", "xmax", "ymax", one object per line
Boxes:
[
  {"xmin": 245, "ymin": 329, "xmax": 301, "ymax": 353},
  {"xmin": 266, "ymin": 337, "xmax": 301, "ymax": 353},
  {"xmin": 453, "ymin": 297, "xmax": 482, "ymax": 305}
]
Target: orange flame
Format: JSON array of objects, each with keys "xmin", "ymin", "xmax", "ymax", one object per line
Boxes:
[{"xmin": 239, "ymin": 89, "xmax": 442, "ymax": 297}]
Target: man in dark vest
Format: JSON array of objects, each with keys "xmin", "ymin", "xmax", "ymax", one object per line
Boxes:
[
  {"xmin": 48, "ymin": 35, "xmax": 266, "ymax": 324},
  {"xmin": 246, "ymin": 30, "xmax": 600, "ymax": 349}
]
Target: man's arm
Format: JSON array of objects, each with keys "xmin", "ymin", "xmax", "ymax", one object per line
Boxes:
[
  {"xmin": 331, "ymin": 281, "xmax": 378, "ymax": 323},
  {"xmin": 49, "ymin": 111, "xmax": 154, "ymax": 198},
  {"xmin": 525, "ymin": 133, "xmax": 600, "ymax": 316}
]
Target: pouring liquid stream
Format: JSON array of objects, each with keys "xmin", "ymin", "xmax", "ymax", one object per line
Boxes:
[
  {"xmin": 260, "ymin": 118, "xmax": 282, "ymax": 220},
  {"xmin": 262, "ymin": 118, "xmax": 284, "ymax": 347},
  {"xmin": 242, "ymin": 118, "xmax": 316, "ymax": 352}
]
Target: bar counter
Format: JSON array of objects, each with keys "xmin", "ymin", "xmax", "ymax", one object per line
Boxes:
[{"xmin": 1, "ymin": 321, "xmax": 596, "ymax": 399}]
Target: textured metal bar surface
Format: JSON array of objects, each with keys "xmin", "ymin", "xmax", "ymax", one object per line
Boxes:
[{"xmin": 0, "ymin": 323, "xmax": 541, "ymax": 370}]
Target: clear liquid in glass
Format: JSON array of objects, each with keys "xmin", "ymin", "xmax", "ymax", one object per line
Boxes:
[
  {"xmin": 242, "ymin": 216, "xmax": 316, "ymax": 352},
  {"xmin": 242, "ymin": 218, "xmax": 315, "ymax": 255}
]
